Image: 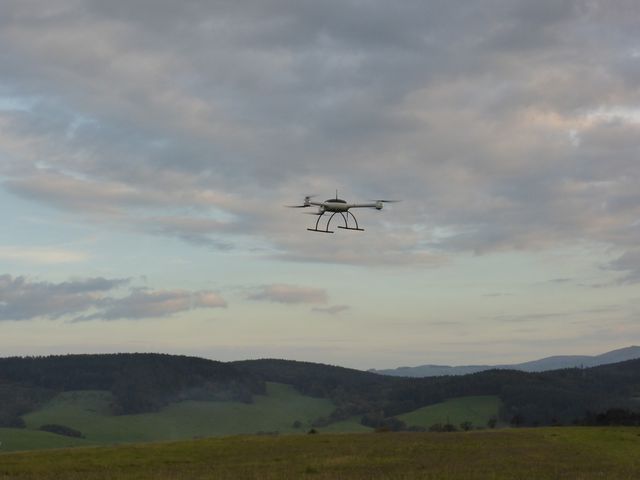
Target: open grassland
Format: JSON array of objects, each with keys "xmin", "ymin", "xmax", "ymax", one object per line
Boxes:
[
  {"xmin": 20, "ymin": 383, "xmax": 349, "ymax": 445},
  {"xmin": 0, "ymin": 427, "xmax": 639, "ymax": 479},
  {"xmin": 0, "ymin": 429, "xmax": 92, "ymax": 452},
  {"xmin": 398, "ymin": 395, "xmax": 501, "ymax": 429},
  {"xmin": 19, "ymin": 387, "xmax": 497, "ymax": 449}
]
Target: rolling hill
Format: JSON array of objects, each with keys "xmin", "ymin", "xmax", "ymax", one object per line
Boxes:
[
  {"xmin": 232, "ymin": 356, "xmax": 640, "ymax": 427},
  {"xmin": 1, "ymin": 382, "xmax": 371, "ymax": 452},
  {"xmin": 1, "ymin": 351, "xmax": 640, "ymax": 451}
]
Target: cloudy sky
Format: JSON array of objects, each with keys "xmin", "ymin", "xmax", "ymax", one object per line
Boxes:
[{"xmin": 1, "ymin": 0, "xmax": 639, "ymax": 369}]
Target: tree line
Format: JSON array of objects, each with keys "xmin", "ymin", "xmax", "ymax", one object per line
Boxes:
[
  {"xmin": 232, "ymin": 358, "xmax": 640, "ymax": 427},
  {"xmin": 0, "ymin": 353, "xmax": 264, "ymax": 426},
  {"xmin": 1, "ymin": 353, "xmax": 639, "ymax": 429}
]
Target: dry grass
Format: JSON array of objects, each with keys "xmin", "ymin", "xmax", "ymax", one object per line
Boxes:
[{"xmin": 1, "ymin": 427, "xmax": 639, "ymax": 479}]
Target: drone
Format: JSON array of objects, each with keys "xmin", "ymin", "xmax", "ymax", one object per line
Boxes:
[{"xmin": 287, "ymin": 191, "xmax": 399, "ymax": 233}]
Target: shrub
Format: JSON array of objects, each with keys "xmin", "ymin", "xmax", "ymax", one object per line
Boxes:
[
  {"xmin": 39, "ymin": 424, "xmax": 84, "ymax": 438},
  {"xmin": 460, "ymin": 421, "xmax": 473, "ymax": 431}
]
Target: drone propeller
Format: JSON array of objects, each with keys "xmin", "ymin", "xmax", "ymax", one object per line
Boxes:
[
  {"xmin": 370, "ymin": 199, "xmax": 401, "ymax": 203},
  {"xmin": 303, "ymin": 211, "xmax": 324, "ymax": 216},
  {"xmin": 285, "ymin": 194, "xmax": 318, "ymax": 208}
]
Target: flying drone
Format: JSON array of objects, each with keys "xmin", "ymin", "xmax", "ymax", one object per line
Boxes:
[{"xmin": 287, "ymin": 191, "xmax": 399, "ymax": 233}]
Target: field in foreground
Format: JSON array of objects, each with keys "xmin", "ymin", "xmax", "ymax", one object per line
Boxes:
[{"xmin": 1, "ymin": 427, "xmax": 639, "ymax": 479}]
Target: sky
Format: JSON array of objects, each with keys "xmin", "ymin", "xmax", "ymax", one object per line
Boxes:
[{"xmin": 1, "ymin": 0, "xmax": 639, "ymax": 369}]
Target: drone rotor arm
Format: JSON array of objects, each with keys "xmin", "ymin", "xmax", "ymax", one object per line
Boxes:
[
  {"xmin": 348, "ymin": 203, "xmax": 379, "ymax": 209},
  {"xmin": 349, "ymin": 200, "xmax": 401, "ymax": 210}
]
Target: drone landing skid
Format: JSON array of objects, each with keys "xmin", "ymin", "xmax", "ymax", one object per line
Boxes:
[{"xmin": 307, "ymin": 211, "xmax": 364, "ymax": 233}]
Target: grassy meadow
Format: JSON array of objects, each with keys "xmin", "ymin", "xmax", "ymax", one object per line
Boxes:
[
  {"xmin": 17, "ymin": 383, "xmax": 353, "ymax": 446},
  {"xmin": 1, "ymin": 427, "xmax": 639, "ymax": 479},
  {"xmin": 398, "ymin": 395, "xmax": 501, "ymax": 429},
  {"xmin": 0, "ymin": 429, "xmax": 92, "ymax": 452},
  {"xmin": 2, "ymin": 389, "xmax": 502, "ymax": 452}
]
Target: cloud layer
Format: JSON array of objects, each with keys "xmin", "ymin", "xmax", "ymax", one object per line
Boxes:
[
  {"xmin": 0, "ymin": 0, "xmax": 639, "ymax": 274},
  {"xmin": 0, "ymin": 245, "xmax": 88, "ymax": 264}
]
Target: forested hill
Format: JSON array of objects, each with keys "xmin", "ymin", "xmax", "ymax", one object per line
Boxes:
[
  {"xmin": 0, "ymin": 353, "xmax": 264, "ymax": 426},
  {"xmin": 2, "ymin": 354, "xmax": 640, "ymax": 429},
  {"xmin": 232, "ymin": 358, "xmax": 640, "ymax": 426}
]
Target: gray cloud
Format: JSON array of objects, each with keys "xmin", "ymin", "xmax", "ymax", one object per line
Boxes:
[
  {"xmin": 78, "ymin": 289, "xmax": 227, "ymax": 321},
  {"xmin": 312, "ymin": 305, "xmax": 350, "ymax": 315},
  {"xmin": 247, "ymin": 284, "xmax": 327, "ymax": 304},
  {"xmin": 1, "ymin": 0, "xmax": 639, "ymax": 267},
  {"xmin": 0, "ymin": 274, "xmax": 226, "ymax": 321},
  {"xmin": 139, "ymin": 216, "xmax": 237, "ymax": 249},
  {"xmin": 0, "ymin": 274, "xmax": 128, "ymax": 320},
  {"xmin": 488, "ymin": 304, "xmax": 623, "ymax": 323},
  {"xmin": 490, "ymin": 312, "xmax": 572, "ymax": 323},
  {"xmin": 606, "ymin": 248, "xmax": 640, "ymax": 285}
]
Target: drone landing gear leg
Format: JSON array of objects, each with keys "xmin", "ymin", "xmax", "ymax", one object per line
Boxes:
[
  {"xmin": 337, "ymin": 211, "xmax": 364, "ymax": 231},
  {"xmin": 307, "ymin": 213, "xmax": 334, "ymax": 233}
]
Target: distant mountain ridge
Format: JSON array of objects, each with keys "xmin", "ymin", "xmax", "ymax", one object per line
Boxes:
[{"xmin": 369, "ymin": 346, "xmax": 640, "ymax": 377}]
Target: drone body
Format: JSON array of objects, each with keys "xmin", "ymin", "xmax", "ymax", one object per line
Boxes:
[{"xmin": 287, "ymin": 192, "xmax": 397, "ymax": 233}]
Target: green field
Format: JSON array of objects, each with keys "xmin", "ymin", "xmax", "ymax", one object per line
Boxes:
[
  {"xmin": 398, "ymin": 395, "xmax": 502, "ymax": 429},
  {"xmin": 17, "ymin": 383, "xmax": 354, "ymax": 446},
  {"xmin": 4, "ymin": 389, "xmax": 505, "ymax": 452},
  {"xmin": 0, "ymin": 427, "xmax": 639, "ymax": 479},
  {"xmin": 0, "ymin": 428, "xmax": 92, "ymax": 452}
]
